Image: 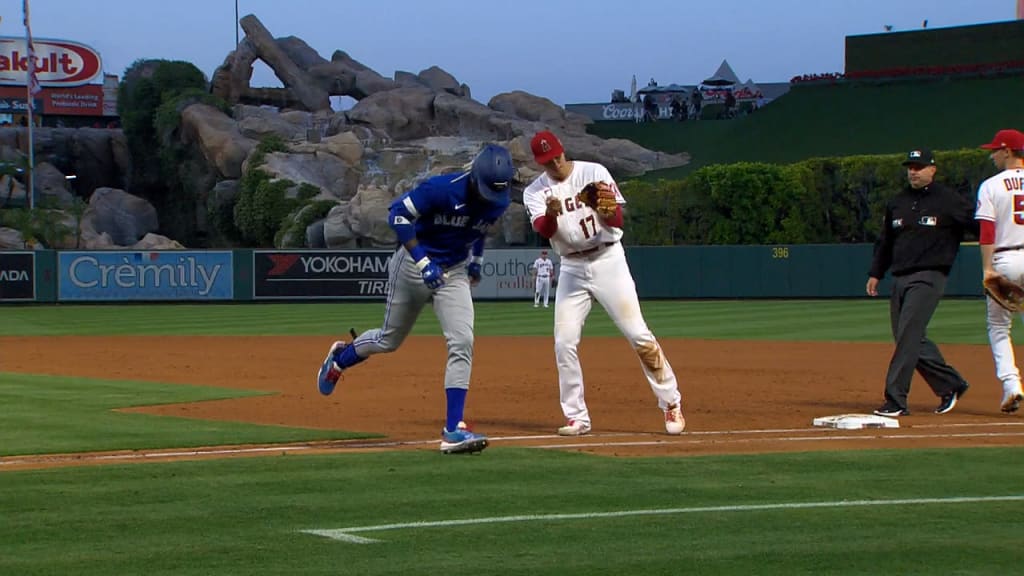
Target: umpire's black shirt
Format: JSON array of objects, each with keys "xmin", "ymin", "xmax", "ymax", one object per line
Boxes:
[{"xmin": 869, "ymin": 182, "xmax": 977, "ymax": 278}]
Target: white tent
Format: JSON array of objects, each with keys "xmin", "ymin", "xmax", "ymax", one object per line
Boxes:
[{"xmin": 702, "ymin": 59, "xmax": 741, "ymax": 86}]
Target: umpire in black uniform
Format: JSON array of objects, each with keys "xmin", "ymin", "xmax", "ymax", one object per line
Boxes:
[{"xmin": 867, "ymin": 148, "xmax": 975, "ymax": 417}]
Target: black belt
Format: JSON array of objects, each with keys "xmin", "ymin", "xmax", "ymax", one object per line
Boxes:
[
  {"xmin": 566, "ymin": 242, "xmax": 616, "ymax": 258},
  {"xmin": 995, "ymin": 245, "xmax": 1024, "ymax": 253}
]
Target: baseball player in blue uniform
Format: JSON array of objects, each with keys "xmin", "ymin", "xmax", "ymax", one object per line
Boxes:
[{"xmin": 316, "ymin": 144, "xmax": 514, "ymax": 454}]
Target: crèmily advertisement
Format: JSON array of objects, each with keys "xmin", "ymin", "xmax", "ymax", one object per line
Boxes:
[{"xmin": 58, "ymin": 251, "xmax": 233, "ymax": 301}]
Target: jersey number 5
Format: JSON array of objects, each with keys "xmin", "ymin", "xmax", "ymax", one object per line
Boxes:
[
  {"xmin": 1016, "ymin": 194, "xmax": 1024, "ymax": 225},
  {"xmin": 579, "ymin": 215, "xmax": 597, "ymax": 239}
]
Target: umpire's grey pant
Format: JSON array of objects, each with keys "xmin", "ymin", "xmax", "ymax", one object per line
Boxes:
[{"xmin": 884, "ymin": 269, "xmax": 967, "ymax": 408}]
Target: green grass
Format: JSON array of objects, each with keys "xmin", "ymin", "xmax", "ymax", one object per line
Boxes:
[
  {"xmin": 590, "ymin": 76, "xmax": 1024, "ymax": 179},
  {"xmin": 0, "ymin": 372, "xmax": 370, "ymax": 455},
  {"xmin": 1, "ymin": 448, "xmax": 1021, "ymax": 575},
  {"xmin": 2, "ymin": 301, "xmax": 1019, "ymax": 575},
  {"xmin": 0, "ymin": 298, "xmax": 993, "ymax": 343}
]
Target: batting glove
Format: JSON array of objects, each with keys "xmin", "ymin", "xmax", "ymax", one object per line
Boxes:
[
  {"xmin": 416, "ymin": 257, "xmax": 446, "ymax": 290},
  {"xmin": 467, "ymin": 260, "xmax": 482, "ymax": 283}
]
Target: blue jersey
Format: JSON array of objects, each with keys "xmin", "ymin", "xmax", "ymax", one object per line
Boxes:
[{"xmin": 390, "ymin": 172, "xmax": 510, "ymax": 268}]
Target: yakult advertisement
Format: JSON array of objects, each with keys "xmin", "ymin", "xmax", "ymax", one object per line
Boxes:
[{"xmin": 0, "ymin": 37, "xmax": 102, "ymax": 87}]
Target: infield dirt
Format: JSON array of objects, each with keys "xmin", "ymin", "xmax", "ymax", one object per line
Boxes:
[{"xmin": 2, "ymin": 335, "xmax": 1023, "ymax": 467}]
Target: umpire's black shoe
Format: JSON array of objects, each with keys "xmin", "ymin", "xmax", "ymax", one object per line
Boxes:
[
  {"xmin": 874, "ymin": 403, "xmax": 909, "ymax": 417},
  {"xmin": 935, "ymin": 382, "xmax": 969, "ymax": 415}
]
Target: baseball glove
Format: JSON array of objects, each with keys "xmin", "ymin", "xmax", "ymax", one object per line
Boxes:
[
  {"xmin": 576, "ymin": 182, "xmax": 618, "ymax": 218},
  {"xmin": 983, "ymin": 274, "xmax": 1024, "ymax": 312}
]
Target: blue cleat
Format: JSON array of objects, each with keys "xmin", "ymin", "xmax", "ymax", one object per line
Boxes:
[
  {"xmin": 316, "ymin": 341, "xmax": 347, "ymax": 396},
  {"xmin": 440, "ymin": 422, "xmax": 488, "ymax": 454}
]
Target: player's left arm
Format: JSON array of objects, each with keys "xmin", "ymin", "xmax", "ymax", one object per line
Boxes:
[{"xmin": 467, "ymin": 236, "xmax": 485, "ymax": 286}]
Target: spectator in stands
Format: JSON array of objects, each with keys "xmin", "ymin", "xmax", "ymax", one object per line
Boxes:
[
  {"xmin": 723, "ymin": 90, "xmax": 736, "ymax": 119},
  {"xmin": 690, "ymin": 90, "xmax": 703, "ymax": 120},
  {"xmin": 670, "ymin": 96, "xmax": 685, "ymax": 122},
  {"xmin": 643, "ymin": 93, "xmax": 658, "ymax": 122}
]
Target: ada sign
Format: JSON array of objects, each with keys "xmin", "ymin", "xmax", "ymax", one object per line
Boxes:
[
  {"xmin": 0, "ymin": 251, "xmax": 35, "ymax": 301},
  {"xmin": 0, "ymin": 36, "xmax": 102, "ymax": 87}
]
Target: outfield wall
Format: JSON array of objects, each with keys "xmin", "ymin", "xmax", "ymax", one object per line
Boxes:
[{"xmin": 0, "ymin": 245, "xmax": 986, "ymax": 303}]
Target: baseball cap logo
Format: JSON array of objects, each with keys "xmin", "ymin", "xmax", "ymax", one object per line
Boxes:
[
  {"xmin": 910, "ymin": 151, "xmax": 922, "ymax": 158},
  {"xmin": 540, "ymin": 140, "xmax": 552, "ymax": 153},
  {"xmin": 491, "ymin": 180, "xmax": 508, "ymax": 190}
]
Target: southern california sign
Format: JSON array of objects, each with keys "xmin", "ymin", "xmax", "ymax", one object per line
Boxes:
[{"xmin": 0, "ymin": 37, "xmax": 102, "ymax": 87}]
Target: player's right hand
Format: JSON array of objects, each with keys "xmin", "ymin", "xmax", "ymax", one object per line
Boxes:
[
  {"xmin": 420, "ymin": 260, "xmax": 447, "ymax": 289},
  {"xmin": 545, "ymin": 195, "xmax": 563, "ymax": 217},
  {"xmin": 866, "ymin": 277, "xmax": 879, "ymax": 297}
]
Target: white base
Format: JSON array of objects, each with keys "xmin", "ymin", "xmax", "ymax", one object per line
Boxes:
[{"xmin": 812, "ymin": 413, "xmax": 900, "ymax": 430}]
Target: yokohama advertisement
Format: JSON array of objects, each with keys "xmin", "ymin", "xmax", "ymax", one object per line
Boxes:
[
  {"xmin": 254, "ymin": 249, "xmax": 554, "ymax": 301},
  {"xmin": 253, "ymin": 250, "xmax": 392, "ymax": 300},
  {"xmin": 0, "ymin": 251, "xmax": 35, "ymax": 301}
]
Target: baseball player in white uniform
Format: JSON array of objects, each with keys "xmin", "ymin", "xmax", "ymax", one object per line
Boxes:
[
  {"xmin": 531, "ymin": 250, "xmax": 555, "ymax": 308},
  {"xmin": 976, "ymin": 128, "xmax": 1024, "ymax": 413},
  {"xmin": 522, "ymin": 130, "xmax": 685, "ymax": 436}
]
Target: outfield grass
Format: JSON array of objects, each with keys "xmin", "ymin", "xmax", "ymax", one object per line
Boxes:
[
  {"xmin": 0, "ymin": 298, "xmax": 993, "ymax": 343},
  {"xmin": 2, "ymin": 301, "xmax": 1019, "ymax": 575}
]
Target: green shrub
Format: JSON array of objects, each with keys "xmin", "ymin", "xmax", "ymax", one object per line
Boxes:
[
  {"xmin": 297, "ymin": 183, "xmax": 321, "ymax": 201},
  {"xmin": 235, "ymin": 175, "xmax": 296, "ymax": 247},
  {"xmin": 274, "ymin": 199, "xmax": 337, "ymax": 248},
  {"xmin": 0, "ymin": 203, "xmax": 73, "ymax": 248},
  {"xmin": 620, "ymin": 148, "xmax": 992, "ymax": 245}
]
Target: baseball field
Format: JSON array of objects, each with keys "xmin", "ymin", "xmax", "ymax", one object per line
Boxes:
[{"xmin": 2, "ymin": 299, "xmax": 1023, "ymax": 575}]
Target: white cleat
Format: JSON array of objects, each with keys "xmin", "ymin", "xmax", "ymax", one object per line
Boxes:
[
  {"xmin": 1001, "ymin": 388, "xmax": 1024, "ymax": 414},
  {"xmin": 557, "ymin": 419, "xmax": 592, "ymax": 436},
  {"xmin": 664, "ymin": 403, "xmax": 685, "ymax": 435}
]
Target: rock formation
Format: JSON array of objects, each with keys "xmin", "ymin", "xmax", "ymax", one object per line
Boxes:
[{"xmin": 1, "ymin": 12, "xmax": 688, "ymax": 251}]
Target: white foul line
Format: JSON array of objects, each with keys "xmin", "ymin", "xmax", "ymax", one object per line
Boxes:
[
  {"xmin": 301, "ymin": 494, "xmax": 1024, "ymax": 544},
  {"xmin": 531, "ymin": 430, "xmax": 1024, "ymax": 449}
]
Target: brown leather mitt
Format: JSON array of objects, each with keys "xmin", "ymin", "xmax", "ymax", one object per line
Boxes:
[
  {"xmin": 984, "ymin": 274, "xmax": 1024, "ymax": 312},
  {"xmin": 576, "ymin": 182, "xmax": 618, "ymax": 218}
]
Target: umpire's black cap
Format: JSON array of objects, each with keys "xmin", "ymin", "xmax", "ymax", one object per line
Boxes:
[{"xmin": 902, "ymin": 149, "xmax": 935, "ymax": 166}]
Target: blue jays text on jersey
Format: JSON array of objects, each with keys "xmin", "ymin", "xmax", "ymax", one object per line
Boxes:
[{"xmin": 390, "ymin": 172, "xmax": 510, "ymax": 268}]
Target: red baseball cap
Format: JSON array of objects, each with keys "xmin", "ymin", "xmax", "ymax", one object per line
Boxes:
[
  {"xmin": 531, "ymin": 130, "xmax": 564, "ymax": 164},
  {"xmin": 980, "ymin": 129, "xmax": 1024, "ymax": 151}
]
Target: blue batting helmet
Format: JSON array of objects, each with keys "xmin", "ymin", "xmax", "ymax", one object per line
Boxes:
[{"xmin": 471, "ymin": 144, "xmax": 514, "ymax": 203}]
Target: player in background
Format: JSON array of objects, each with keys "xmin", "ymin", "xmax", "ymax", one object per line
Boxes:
[
  {"xmin": 975, "ymin": 128, "xmax": 1024, "ymax": 413},
  {"xmin": 522, "ymin": 130, "xmax": 685, "ymax": 436},
  {"xmin": 316, "ymin": 144, "xmax": 515, "ymax": 454},
  {"xmin": 531, "ymin": 249, "xmax": 555, "ymax": 308}
]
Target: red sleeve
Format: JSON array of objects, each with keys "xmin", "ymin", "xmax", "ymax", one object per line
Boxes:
[
  {"xmin": 979, "ymin": 219, "xmax": 995, "ymax": 245},
  {"xmin": 532, "ymin": 215, "xmax": 558, "ymax": 239},
  {"xmin": 602, "ymin": 205, "xmax": 624, "ymax": 228}
]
